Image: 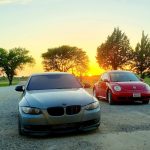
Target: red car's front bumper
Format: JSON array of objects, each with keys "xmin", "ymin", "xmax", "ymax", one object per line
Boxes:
[{"xmin": 112, "ymin": 91, "xmax": 150, "ymax": 102}]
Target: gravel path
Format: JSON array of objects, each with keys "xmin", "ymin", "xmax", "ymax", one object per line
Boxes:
[{"xmin": 0, "ymin": 86, "xmax": 150, "ymax": 150}]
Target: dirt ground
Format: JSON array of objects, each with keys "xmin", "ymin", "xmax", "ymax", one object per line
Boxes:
[{"xmin": 0, "ymin": 86, "xmax": 150, "ymax": 150}]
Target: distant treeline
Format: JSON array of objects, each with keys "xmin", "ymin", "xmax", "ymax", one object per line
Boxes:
[{"xmin": 0, "ymin": 27, "xmax": 150, "ymax": 85}]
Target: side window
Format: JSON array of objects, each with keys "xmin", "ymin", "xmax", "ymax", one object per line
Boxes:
[{"xmin": 102, "ymin": 73, "xmax": 109, "ymax": 81}]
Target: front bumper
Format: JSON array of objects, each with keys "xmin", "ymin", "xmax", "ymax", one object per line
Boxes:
[
  {"xmin": 22, "ymin": 119, "xmax": 100, "ymax": 135},
  {"xmin": 112, "ymin": 91, "xmax": 150, "ymax": 102},
  {"xmin": 19, "ymin": 106, "xmax": 101, "ymax": 135}
]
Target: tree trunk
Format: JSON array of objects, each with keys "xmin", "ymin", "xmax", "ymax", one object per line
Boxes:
[
  {"xmin": 112, "ymin": 64, "xmax": 117, "ymax": 70},
  {"xmin": 7, "ymin": 75, "xmax": 13, "ymax": 86},
  {"xmin": 9, "ymin": 79, "xmax": 12, "ymax": 85},
  {"xmin": 140, "ymin": 72, "xmax": 145, "ymax": 79},
  {"xmin": 112, "ymin": 60, "xmax": 118, "ymax": 70},
  {"xmin": 79, "ymin": 72, "xmax": 82, "ymax": 82}
]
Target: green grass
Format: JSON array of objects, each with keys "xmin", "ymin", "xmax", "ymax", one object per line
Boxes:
[
  {"xmin": 0, "ymin": 76, "xmax": 28, "ymax": 87},
  {"xmin": 144, "ymin": 77, "xmax": 150, "ymax": 85},
  {"xmin": 0, "ymin": 79, "xmax": 20, "ymax": 87},
  {"xmin": 0, "ymin": 81, "xmax": 19, "ymax": 87}
]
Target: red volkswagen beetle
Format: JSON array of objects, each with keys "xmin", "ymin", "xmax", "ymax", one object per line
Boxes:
[{"xmin": 93, "ymin": 70, "xmax": 150, "ymax": 104}]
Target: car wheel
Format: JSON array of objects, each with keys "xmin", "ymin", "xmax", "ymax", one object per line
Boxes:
[
  {"xmin": 142, "ymin": 100, "xmax": 149, "ymax": 104},
  {"xmin": 107, "ymin": 90, "xmax": 114, "ymax": 105},
  {"xmin": 18, "ymin": 116, "xmax": 25, "ymax": 136}
]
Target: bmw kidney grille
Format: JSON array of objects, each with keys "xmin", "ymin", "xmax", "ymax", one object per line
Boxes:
[{"xmin": 47, "ymin": 105, "xmax": 81, "ymax": 116}]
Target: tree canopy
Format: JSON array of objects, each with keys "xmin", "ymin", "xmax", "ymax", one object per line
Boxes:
[
  {"xmin": 132, "ymin": 31, "xmax": 150, "ymax": 78},
  {"xmin": 42, "ymin": 45, "xmax": 89, "ymax": 75},
  {"xmin": 96, "ymin": 27, "xmax": 133, "ymax": 70},
  {"xmin": 0, "ymin": 47, "xmax": 34, "ymax": 85}
]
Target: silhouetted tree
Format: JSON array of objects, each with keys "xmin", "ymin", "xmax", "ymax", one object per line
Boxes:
[
  {"xmin": 42, "ymin": 45, "xmax": 89, "ymax": 76},
  {"xmin": 0, "ymin": 48, "xmax": 34, "ymax": 85},
  {"xmin": 132, "ymin": 31, "xmax": 150, "ymax": 78},
  {"xmin": 96, "ymin": 27, "xmax": 133, "ymax": 70}
]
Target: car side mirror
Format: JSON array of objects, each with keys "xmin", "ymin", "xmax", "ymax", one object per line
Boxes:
[
  {"xmin": 103, "ymin": 79, "xmax": 109, "ymax": 82},
  {"xmin": 15, "ymin": 85, "xmax": 24, "ymax": 92},
  {"xmin": 83, "ymin": 83, "xmax": 91, "ymax": 88}
]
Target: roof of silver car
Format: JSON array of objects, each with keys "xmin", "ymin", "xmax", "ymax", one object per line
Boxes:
[{"xmin": 31, "ymin": 72, "xmax": 72, "ymax": 76}]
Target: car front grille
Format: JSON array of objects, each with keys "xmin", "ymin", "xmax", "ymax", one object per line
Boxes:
[
  {"xmin": 47, "ymin": 105, "xmax": 81, "ymax": 116},
  {"xmin": 47, "ymin": 107, "xmax": 64, "ymax": 116},
  {"xmin": 66, "ymin": 105, "xmax": 81, "ymax": 115}
]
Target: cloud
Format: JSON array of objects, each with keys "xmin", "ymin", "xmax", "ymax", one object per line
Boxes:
[{"xmin": 0, "ymin": 0, "xmax": 32, "ymax": 5}]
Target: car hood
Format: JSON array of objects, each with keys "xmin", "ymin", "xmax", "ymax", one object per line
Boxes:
[
  {"xmin": 25, "ymin": 88, "xmax": 95, "ymax": 108},
  {"xmin": 111, "ymin": 81, "xmax": 147, "ymax": 90}
]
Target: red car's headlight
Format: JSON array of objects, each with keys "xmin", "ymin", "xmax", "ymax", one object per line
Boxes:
[
  {"xmin": 114, "ymin": 85, "xmax": 122, "ymax": 91},
  {"xmin": 145, "ymin": 84, "xmax": 150, "ymax": 91}
]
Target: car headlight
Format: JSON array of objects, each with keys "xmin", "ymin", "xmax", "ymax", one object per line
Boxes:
[
  {"xmin": 145, "ymin": 84, "xmax": 150, "ymax": 91},
  {"xmin": 21, "ymin": 107, "xmax": 42, "ymax": 115},
  {"xmin": 85, "ymin": 101, "xmax": 100, "ymax": 110},
  {"xmin": 114, "ymin": 85, "xmax": 121, "ymax": 91}
]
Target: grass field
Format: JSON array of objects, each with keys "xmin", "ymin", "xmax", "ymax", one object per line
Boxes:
[
  {"xmin": 0, "ymin": 77, "xmax": 28, "ymax": 87},
  {"xmin": 144, "ymin": 77, "xmax": 150, "ymax": 85},
  {"xmin": 0, "ymin": 80, "xmax": 20, "ymax": 87}
]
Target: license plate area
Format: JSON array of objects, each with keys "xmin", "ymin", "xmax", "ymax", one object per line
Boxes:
[
  {"xmin": 51, "ymin": 123, "xmax": 78, "ymax": 129},
  {"xmin": 133, "ymin": 93, "xmax": 141, "ymax": 97}
]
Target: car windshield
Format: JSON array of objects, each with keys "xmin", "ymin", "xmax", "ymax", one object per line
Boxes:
[
  {"xmin": 110, "ymin": 72, "xmax": 140, "ymax": 82},
  {"xmin": 27, "ymin": 74, "xmax": 82, "ymax": 91}
]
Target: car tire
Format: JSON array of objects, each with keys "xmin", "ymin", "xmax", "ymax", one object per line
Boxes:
[
  {"xmin": 107, "ymin": 90, "xmax": 114, "ymax": 105},
  {"xmin": 18, "ymin": 116, "xmax": 25, "ymax": 136},
  {"xmin": 142, "ymin": 100, "xmax": 149, "ymax": 104}
]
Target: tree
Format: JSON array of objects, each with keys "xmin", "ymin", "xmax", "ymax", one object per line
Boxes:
[
  {"xmin": 0, "ymin": 47, "xmax": 34, "ymax": 85},
  {"xmin": 0, "ymin": 48, "xmax": 6, "ymax": 76},
  {"xmin": 96, "ymin": 27, "xmax": 133, "ymax": 70},
  {"xmin": 132, "ymin": 31, "xmax": 150, "ymax": 78},
  {"xmin": 42, "ymin": 45, "xmax": 89, "ymax": 76}
]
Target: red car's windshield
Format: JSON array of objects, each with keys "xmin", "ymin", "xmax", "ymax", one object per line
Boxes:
[{"xmin": 110, "ymin": 72, "xmax": 140, "ymax": 82}]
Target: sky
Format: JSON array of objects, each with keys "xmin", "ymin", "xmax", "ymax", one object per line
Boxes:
[{"xmin": 0, "ymin": 0, "xmax": 150, "ymax": 76}]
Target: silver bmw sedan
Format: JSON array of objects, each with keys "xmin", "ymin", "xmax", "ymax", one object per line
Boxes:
[{"xmin": 15, "ymin": 72, "xmax": 101, "ymax": 135}]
